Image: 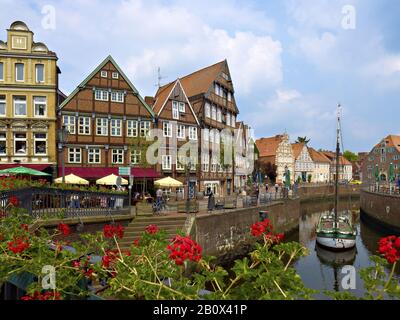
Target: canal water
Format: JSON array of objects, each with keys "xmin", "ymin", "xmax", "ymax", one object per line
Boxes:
[{"xmin": 288, "ymin": 198, "xmax": 400, "ymax": 299}]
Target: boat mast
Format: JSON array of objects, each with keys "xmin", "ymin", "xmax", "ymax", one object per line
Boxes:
[{"xmin": 334, "ymin": 105, "xmax": 341, "ymax": 224}]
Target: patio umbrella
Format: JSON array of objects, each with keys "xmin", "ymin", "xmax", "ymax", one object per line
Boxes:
[
  {"xmin": 154, "ymin": 177, "xmax": 183, "ymax": 187},
  {"xmin": 96, "ymin": 174, "xmax": 128, "ymax": 186},
  {"xmin": 54, "ymin": 174, "xmax": 89, "ymax": 185},
  {"xmin": 0, "ymin": 166, "xmax": 51, "ymax": 176},
  {"xmin": 389, "ymin": 163, "xmax": 395, "ymax": 183}
]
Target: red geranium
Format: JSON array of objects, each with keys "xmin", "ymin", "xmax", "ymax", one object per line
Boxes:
[
  {"xmin": 21, "ymin": 224, "xmax": 29, "ymax": 232},
  {"xmin": 251, "ymin": 219, "xmax": 273, "ymax": 237},
  {"xmin": 145, "ymin": 224, "xmax": 159, "ymax": 235},
  {"xmin": 8, "ymin": 196, "xmax": 19, "ymax": 207},
  {"xmin": 7, "ymin": 238, "xmax": 30, "ymax": 254},
  {"xmin": 378, "ymin": 236, "xmax": 400, "ymax": 264},
  {"xmin": 133, "ymin": 237, "xmax": 141, "ymax": 247},
  {"xmin": 21, "ymin": 291, "xmax": 61, "ymax": 300},
  {"xmin": 103, "ymin": 224, "xmax": 124, "ymax": 239},
  {"xmin": 58, "ymin": 223, "xmax": 71, "ymax": 236},
  {"xmin": 167, "ymin": 235, "xmax": 202, "ymax": 266}
]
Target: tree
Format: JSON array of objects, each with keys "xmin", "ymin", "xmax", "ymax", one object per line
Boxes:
[
  {"xmin": 296, "ymin": 136, "xmax": 310, "ymax": 144},
  {"xmin": 343, "ymin": 150, "xmax": 358, "ymax": 162}
]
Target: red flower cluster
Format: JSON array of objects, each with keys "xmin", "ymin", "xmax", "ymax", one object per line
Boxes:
[
  {"xmin": 378, "ymin": 236, "xmax": 400, "ymax": 264},
  {"xmin": 167, "ymin": 235, "xmax": 202, "ymax": 266},
  {"xmin": 102, "ymin": 249, "xmax": 131, "ymax": 269},
  {"xmin": 21, "ymin": 291, "xmax": 61, "ymax": 300},
  {"xmin": 133, "ymin": 237, "xmax": 141, "ymax": 247},
  {"xmin": 103, "ymin": 224, "xmax": 124, "ymax": 239},
  {"xmin": 21, "ymin": 224, "xmax": 29, "ymax": 232},
  {"xmin": 145, "ymin": 224, "xmax": 159, "ymax": 235},
  {"xmin": 58, "ymin": 223, "xmax": 71, "ymax": 236},
  {"xmin": 251, "ymin": 219, "xmax": 273, "ymax": 237},
  {"xmin": 7, "ymin": 238, "xmax": 30, "ymax": 254},
  {"xmin": 8, "ymin": 196, "xmax": 19, "ymax": 207}
]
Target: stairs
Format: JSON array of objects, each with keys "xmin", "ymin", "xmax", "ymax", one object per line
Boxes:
[{"xmin": 119, "ymin": 215, "xmax": 187, "ymax": 250}]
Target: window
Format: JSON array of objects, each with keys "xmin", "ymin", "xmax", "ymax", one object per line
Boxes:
[
  {"xmin": 202, "ymin": 154, "xmax": 209, "ymax": 172},
  {"xmin": 179, "ymin": 102, "xmax": 185, "ymax": 113},
  {"xmin": 203, "ymin": 128, "xmax": 209, "ymax": 141},
  {"xmin": 140, "ymin": 121, "xmax": 151, "ymax": 137},
  {"xmin": 211, "ymin": 105, "xmax": 216, "ymax": 120},
  {"xmin": 68, "ymin": 148, "xmax": 81, "ymax": 163},
  {"xmin": 35, "ymin": 64, "xmax": 44, "ymax": 83},
  {"xmin": 112, "ymin": 149, "xmax": 124, "ymax": 164},
  {"xmin": 231, "ymin": 115, "xmax": 236, "ymax": 127},
  {"xmin": 226, "ymin": 112, "xmax": 231, "ymax": 126},
  {"xmin": 88, "ymin": 148, "xmax": 101, "ymax": 164},
  {"xmin": 63, "ymin": 115, "xmax": 76, "ymax": 134},
  {"xmin": 209, "ymin": 130, "xmax": 214, "ymax": 144},
  {"xmin": 205, "ymin": 103, "xmax": 211, "ymax": 118},
  {"xmin": 394, "ymin": 155, "xmax": 400, "ymax": 161},
  {"xmin": 95, "ymin": 90, "xmax": 109, "ymax": 101},
  {"xmin": 215, "ymin": 130, "xmax": 220, "ymax": 144},
  {"xmin": 112, "ymin": 72, "xmax": 119, "ymax": 79},
  {"xmin": 189, "ymin": 127, "xmax": 197, "ymax": 140},
  {"xmin": 211, "ymin": 156, "xmax": 218, "ymax": 172},
  {"xmin": 14, "ymin": 133, "xmax": 27, "ymax": 155},
  {"xmin": 176, "ymin": 156, "xmax": 185, "ymax": 171},
  {"xmin": 217, "ymin": 108, "xmax": 222, "ymax": 122},
  {"xmin": 172, "ymin": 101, "xmax": 179, "ymax": 120},
  {"xmin": 101, "ymin": 71, "xmax": 108, "ymax": 78},
  {"xmin": 33, "ymin": 96, "xmax": 46, "ymax": 116},
  {"xmin": 228, "ymin": 92, "xmax": 232, "ymax": 102},
  {"xmin": 162, "ymin": 155, "xmax": 172, "ymax": 170},
  {"xmin": 163, "ymin": 122, "xmax": 172, "ymax": 137},
  {"xmin": 96, "ymin": 118, "xmax": 108, "ymax": 136},
  {"xmin": 110, "ymin": 119, "xmax": 122, "ymax": 136},
  {"xmin": 0, "ymin": 95, "xmax": 5, "ymax": 116},
  {"xmin": 131, "ymin": 150, "xmax": 141, "ymax": 165},
  {"xmin": 0, "ymin": 133, "xmax": 6, "ymax": 155},
  {"xmin": 0, "ymin": 62, "xmax": 3, "ymax": 81},
  {"xmin": 177, "ymin": 125, "xmax": 185, "ymax": 139},
  {"xmin": 13, "ymin": 96, "xmax": 26, "ymax": 116},
  {"xmin": 127, "ymin": 120, "xmax": 138, "ymax": 137},
  {"xmin": 78, "ymin": 117, "xmax": 91, "ymax": 135},
  {"xmin": 15, "ymin": 63, "xmax": 24, "ymax": 82},
  {"xmin": 111, "ymin": 91, "xmax": 124, "ymax": 103},
  {"xmin": 34, "ymin": 133, "xmax": 47, "ymax": 155},
  {"xmin": 214, "ymin": 83, "xmax": 220, "ymax": 96}
]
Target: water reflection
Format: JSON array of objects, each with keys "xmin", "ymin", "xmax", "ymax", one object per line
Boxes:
[{"xmin": 293, "ymin": 199, "xmax": 399, "ymax": 299}]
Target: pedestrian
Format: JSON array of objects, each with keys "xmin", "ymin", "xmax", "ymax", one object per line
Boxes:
[
  {"xmin": 207, "ymin": 190, "xmax": 215, "ymax": 212},
  {"xmin": 156, "ymin": 188, "xmax": 163, "ymax": 204},
  {"xmin": 265, "ymin": 183, "xmax": 269, "ymax": 193},
  {"xmin": 275, "ymin": 183, "xmax": 279, "ymax": 193}
]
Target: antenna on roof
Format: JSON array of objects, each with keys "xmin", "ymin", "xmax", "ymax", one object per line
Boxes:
[{"xmin": 155, "ymin": 67, "xmax": 167, "ymax": 89}]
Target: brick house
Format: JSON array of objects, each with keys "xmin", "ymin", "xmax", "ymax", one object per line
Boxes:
[{"xmin": 57, "ymin": 55, "xmax": 159, "ymax": 185}]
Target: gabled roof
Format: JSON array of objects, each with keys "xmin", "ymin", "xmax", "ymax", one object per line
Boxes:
[
  {"xmin": 374, "ymin": 135, "xmax": 400, "ymax": 153},
  {"xmin": 153, "ymin": 79, "xmax": 200, "ymax": 126},
  {"xmin": 256, "ymin": 135, "xmax": 284, "ymax": 158},
  {"xmin": 308, "ymin": 148, "xmax": 331, "ymax": 163},
  {"xmin": 291, "ymin": 143, "xmax": 305, "ymax": 159},
  {"xmin": 58, "ymin": 55, "xmax": 154, "ymax": 116}
]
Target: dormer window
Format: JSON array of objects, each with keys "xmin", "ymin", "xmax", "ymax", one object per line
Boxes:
[
  {"xmin": 112, "ymin": 72, "xmax": 119, "ymax": 79},
  {"xmin": 179, "ymin": 102, "xmax": 185, "ymax": 113},
  {"xmin": 101, "ymin": 71, "xmax": 108, "ymax": 78}
]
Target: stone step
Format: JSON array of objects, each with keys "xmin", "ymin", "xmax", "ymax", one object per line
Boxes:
[
  {"xmin": 132, "ymin": 216, "xmax": 187, "ymax": 223},
  {"xmin": 126, "ymin": 220, "xmax": 186, "ymax": 228}
]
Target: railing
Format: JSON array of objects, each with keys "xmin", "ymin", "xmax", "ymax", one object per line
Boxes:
[
  {"xmin": 0, "ymin": 187, "xmax": 130, "ymax": 219},
  {"xmin": 365, "ymin": 184, "xmax": 400, "ymax": 196}
]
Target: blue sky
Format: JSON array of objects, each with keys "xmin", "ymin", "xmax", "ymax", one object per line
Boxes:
[{"xmin": 1, "ymin": 0, "xmax": 399, "ymax": 152}]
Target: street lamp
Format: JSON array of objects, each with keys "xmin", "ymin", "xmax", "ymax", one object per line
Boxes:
[{"xmin": 58, "ymin": 125, "xmax": 70, "ymax": 184}]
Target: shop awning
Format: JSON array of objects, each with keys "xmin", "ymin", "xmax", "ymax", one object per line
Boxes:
[
  {"xmin": 60, "ymin": 167, "xmax": 161, "ymax": 179},
  {"xmin": 0, "ymin": 164, "xmax": 51, "ymax": 171}
]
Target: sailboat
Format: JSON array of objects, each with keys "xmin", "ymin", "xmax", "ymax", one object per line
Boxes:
[{"xmin": 316, "ymin": 105, "xmax": 357, "ymax": 250}]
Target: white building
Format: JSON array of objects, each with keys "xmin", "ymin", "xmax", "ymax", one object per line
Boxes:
[
  {"xmin": 309, "ymin": 148, "xmax": 331, "ymax": 183},
  {"xmin": 292, "ymin": 143, "xmax": 314, "ymax": 182}
]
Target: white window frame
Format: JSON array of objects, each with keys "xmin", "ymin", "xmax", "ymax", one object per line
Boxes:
[
  {"xmin": 112, "ymin": 72, "xmax": 119, "ymax": 79},
  {"xmin": 211, "ymin": 105, "xmax": 217, "ymax": 120},
  {"xmin": 176, "ymin": 156, "xmax": 185, "ymax": 171},
  {"xmin": 78, "ymin": 117, "xmax": 91, "ymax": 135},
  {"xmin": 13, "ymin": 96, "xmax": 27, "ymax": 117},
  {"xmin": 33, "ymin": 133, "xmax": 47, "ymax": 156},
  {"xmin": 215, "ymin": 130, "xmax": 220, "ymax": 144},
  {"xmin": 162, "ymin": 155, "xmax": 172, "ymax": 170},
  {"xmin": 0, "ymin": 95, "xmax": 5, "ymax": 116},
  {"xmin": 35, "ymin": 64, "xmax": 45, "ymax": 83},
  {"xmin": 205, "ymin": 103, "xmax": 211, "ymax": 118},
  {"xmin": 189, "ymin": 127, "xmax": 197, "ymax": 141},
  {"xmin": 14, "ymin": 133, "xmax": 27, "ymax": 155},
  {"xmin": 110, "ymin": 119, "xmax": 122, "ymax": 136},
  {"xmin": 228, "ymin": 92, "xmax": 232, "ymax": 102},
  {"xmin": 163, "ymin": 122, "xmax": 172, "ymax": 137},
  {"xmin": 88, "ymin": 148, "xmax": 101, "ymax": 164},
  {"xmin": 179, "ymin": 102, "xmax": 185, "ymax": 113},
  {"xmin": 112, "ymin": 149, "xmax": 124, "ymax": 164},
  {"xmin": 63, "ymin": 115, "xmax": 76, "ymax": 134},
  {"xmin": 217, "ymin": 108, "xmax": 222, "ymax": 122},
  {"xmin": 68, "ymin": 148, "xmax": 81, "ymax": 164},
  {"xmin": 33, "ymin": 96, "xmax": 47, "ymax": 117},
  {"xmin": 127, "ymin": 120, "xmax": 138, "ymax": 137},
  {"xmin": 0, "ymin": 62, "xmax": 3, "ymax": 81},
  {"xmin": 203, "ymin": 128, "xmax": 209, "ymax": 142},
  {"xmin": 96, "ymin": 118, "xmax": 109, "ymax": 136},
  {"xmin": 140, "ymin": 121, "xmax": 151, "ymax": 137},
  {"xmin": 111, "ymin": 91, "xmax": 124, "ymax": 103},
  {"xmin": 202, "ymin": 154, "xmax": 209, "ymax": 172},
  {"xmin": 95, "ymin": 90, "xmax": 109, "ymax": 101},
  {"xmin": 177, "ymin": 125, "xmax": 185, "ymax": 139},
  {"xmin": 226, "ymin": 112, "xmax": 231, "ymax": 126},
  {"xmin": 101, "ymin": 70, "xmax": 108, "ymax": 78},
  {"xmin": 172, "ymin": 101, "xmax": 179, "ymax": 120},
  {"xmin": 0, "ymin": 132, "xmax": 6, "ymax": 155},
  {"xmin": 231, "ymin": 115, "xmax": 236, "ymax": 127},
  {"xmin": 131, "ymin": 150, "xmax": 141, "ymax": 165},
  {"xmin": 15, "ymin": 63, "xmax": 24, "ymax": 82}
]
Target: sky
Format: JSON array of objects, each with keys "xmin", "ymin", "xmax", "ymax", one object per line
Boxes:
[{"xmin": 1, "ymin": 0, "xmax": 399, "ymax": 153}]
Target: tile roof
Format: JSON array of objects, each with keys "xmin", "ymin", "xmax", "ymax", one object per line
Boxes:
[
  {"xmin": 291, "ymin": 143, "xmax": 305, "ymax": 159},
  {"xmin": 308, "ymin": 148, "xmax": 331, "ymax": 163},
  {"xmin": 152, "ymin": 81, "xmax": 176, "ymax": 114},
  {"xmin": 256, "ymin": 135, "xmax": 284, "ymax": 158},
  {"xmin": 374, "ymin": 135, "xmax": 400, "ymax": 153}
]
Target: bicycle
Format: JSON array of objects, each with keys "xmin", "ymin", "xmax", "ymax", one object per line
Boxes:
[{"xmin": 152, "ymin": 198, "xmax": 166, "ymax": 215}]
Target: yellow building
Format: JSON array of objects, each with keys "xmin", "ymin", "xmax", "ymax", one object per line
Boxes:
[{"xmin": 0, "ymin": 21, "xmax": 60, "ymax": 175}]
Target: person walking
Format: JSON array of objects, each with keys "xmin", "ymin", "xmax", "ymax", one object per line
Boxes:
[{"xmin": 207, "ymin": 190, "xmax": 215, "ymax": 212}]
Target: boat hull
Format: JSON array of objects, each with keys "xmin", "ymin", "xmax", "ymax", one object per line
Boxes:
[{"xmin": 316, "ymin": 234, "xmax": 356, "ymax": 250}]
